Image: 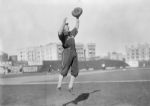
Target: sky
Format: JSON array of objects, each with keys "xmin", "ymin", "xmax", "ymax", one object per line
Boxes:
[{"xmin": 0, "ymin": 0, "xmax": 150, "ymax": 56}]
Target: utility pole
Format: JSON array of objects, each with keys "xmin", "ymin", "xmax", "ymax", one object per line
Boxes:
[
  {"xmin": 84, "ymin": 49, "xmax": 88, "ymax": 70},
  {"xmin": 84, "ymin": 49, "xmax": 86, "ymax": 61}
]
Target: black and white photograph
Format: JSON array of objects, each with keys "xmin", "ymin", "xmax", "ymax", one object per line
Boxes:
[{"xmin": 0, "ymin": 0, "xmax": 150, "ymax": 106}]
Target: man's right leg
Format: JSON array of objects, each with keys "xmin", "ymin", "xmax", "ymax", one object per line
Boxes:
[
  {"xmin": 57, "ymin": 74, "xmax": 64, "ymax": 90},
  {"xmin": 68, "ymin": 55, "xmax": 79, "ymax": 91},
  {"xmin": 57, "ymin": 49, "xmax": 72, "ymax": 90}
]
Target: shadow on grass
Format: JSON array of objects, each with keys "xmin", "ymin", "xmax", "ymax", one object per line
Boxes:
[{"xmin": 62, "ymin": 89, "xmax": 101, "ymax": 106}]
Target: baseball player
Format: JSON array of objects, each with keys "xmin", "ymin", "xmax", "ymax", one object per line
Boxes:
[{"xmin": 57, "ymin": 17, "xmax": 80, "ymax": 92}]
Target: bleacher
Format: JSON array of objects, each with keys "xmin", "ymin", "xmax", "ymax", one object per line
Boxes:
[
  {"xmin": 139, "ymin": 60, "xmax": 150, "ymax": 67},
  {"xmin": 0, "ymin": 59, "xmax": 128, "ymax": 74},
  {"xmin": 39, "ymin": 59, "xmax": 128, "ymax": 72},
  {"xmin": 39, "ymin": 61, "xmax": 62, "ymax": 72}
]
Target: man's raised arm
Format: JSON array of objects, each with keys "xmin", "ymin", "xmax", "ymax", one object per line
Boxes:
[
  {"xmin": 58, "ymin": 17, "xmax": 67, "ymax": 35},
  {"xmin": 70, "ymin": 18, "xmax": 79, "ymax": 37},
  {"xmin": 75, "ymin": 18, "xmax": 79, "ymax": 30}
]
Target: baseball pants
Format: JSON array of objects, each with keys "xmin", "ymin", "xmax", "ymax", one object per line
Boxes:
[{"xmin": 61, "ymin": 48, "xmax": 79, "ymax": 77}]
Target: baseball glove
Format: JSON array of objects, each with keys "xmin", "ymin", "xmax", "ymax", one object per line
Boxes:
[{"xmin": 72, "ymin": 7, "xmax": 83, "ymax": 19}]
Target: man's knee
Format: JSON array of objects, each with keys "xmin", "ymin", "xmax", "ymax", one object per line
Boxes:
[
  {"xmin": 61, "ymin": 71, "xmax": 68, "ymax": 77},
  {"xmin": 71, "ymin": 73, "xmax": 78, "ymax": 78},
  {"xmin": 71, "ymin": 70, "xmax": 79, "ymax": 78},
  {"xmin": 60, "ymin": 67, "xmax": 69, "ymax": 77}
]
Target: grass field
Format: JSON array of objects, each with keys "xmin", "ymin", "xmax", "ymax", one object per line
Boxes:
[{"xmin": 0, "ymin": 68, "xmax": 150, "ymax": 106}]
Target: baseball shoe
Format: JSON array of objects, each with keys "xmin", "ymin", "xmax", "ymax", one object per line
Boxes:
[
  {"xmin": 57, "ymin": 86, "xmax": 62, "ymax": 91},
  {"xmin": 68, "ymin": 87, "xmax": 73, "ymax": 93}
]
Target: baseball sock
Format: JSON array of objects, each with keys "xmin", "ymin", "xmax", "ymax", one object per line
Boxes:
[
  {"xmin": 57, "ymin": 74, "xmax": 63, "ymax": 88},
  {"xmin": 68, "ymin": 75, "xmax": 75, "ymax": 89}
]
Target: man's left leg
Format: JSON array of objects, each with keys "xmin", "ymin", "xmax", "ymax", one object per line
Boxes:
[
  {"xmin": 57, "ymin": 49, "xmax": 72, "ymax": 90},
  {"xmin": 68, "ymin": 55, "xmax": 79, "ymax": 90}
]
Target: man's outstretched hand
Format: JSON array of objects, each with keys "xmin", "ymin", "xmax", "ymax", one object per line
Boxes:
[{"xmin": 63, "ymin": 17, "xmax": 67, "ymax": 24}]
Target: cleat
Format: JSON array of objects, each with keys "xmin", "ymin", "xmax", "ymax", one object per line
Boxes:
[
  {"xmin": 68, "ymin": 87, "xmax": 73, "ymax": 93},
  {"xmin": 68, "ymin": 88, "xmax": 75, "ymax": 95},
  {"xmin": 57, "ymin": 87, "xmax": 62, "ymax": 91}
]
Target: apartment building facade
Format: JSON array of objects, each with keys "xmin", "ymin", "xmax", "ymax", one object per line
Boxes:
[
  {"xmin": 125, "ymin": 43, "xmax": 150, "ymax": 67},
  {"xmin": 17, "ymin": 43, "xmax": 96, "ymax": 65}
]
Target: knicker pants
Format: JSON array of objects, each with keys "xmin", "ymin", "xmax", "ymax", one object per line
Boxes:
[{"xmin": 61, "ymin": 48, "xmax": 79, "ymax": 77}]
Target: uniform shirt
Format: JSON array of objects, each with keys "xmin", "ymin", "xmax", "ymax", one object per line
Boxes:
[{"xmin": 58, "ymin": 28, "xmax": 78, "ymax": 50}]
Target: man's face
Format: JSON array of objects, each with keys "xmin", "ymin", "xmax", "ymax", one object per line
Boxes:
[{"xmin": 64, "ymin": 24, "xmax": 69, "ymax": 32}]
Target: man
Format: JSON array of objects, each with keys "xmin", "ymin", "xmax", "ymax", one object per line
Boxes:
[
  {"xmin": 102, "ymin": 63, "xmax": 106, "ymax": 70},
  {"xmin": 19, "ymin": 65, "xmax": 23, "ymax": 73},
  {"xmin": 48, "ymin": 65, "xmax": 52, "ymax": 72},
  {"xmin": 57, "ymin": 17, "xmax": 79, "ymax": 92}
]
